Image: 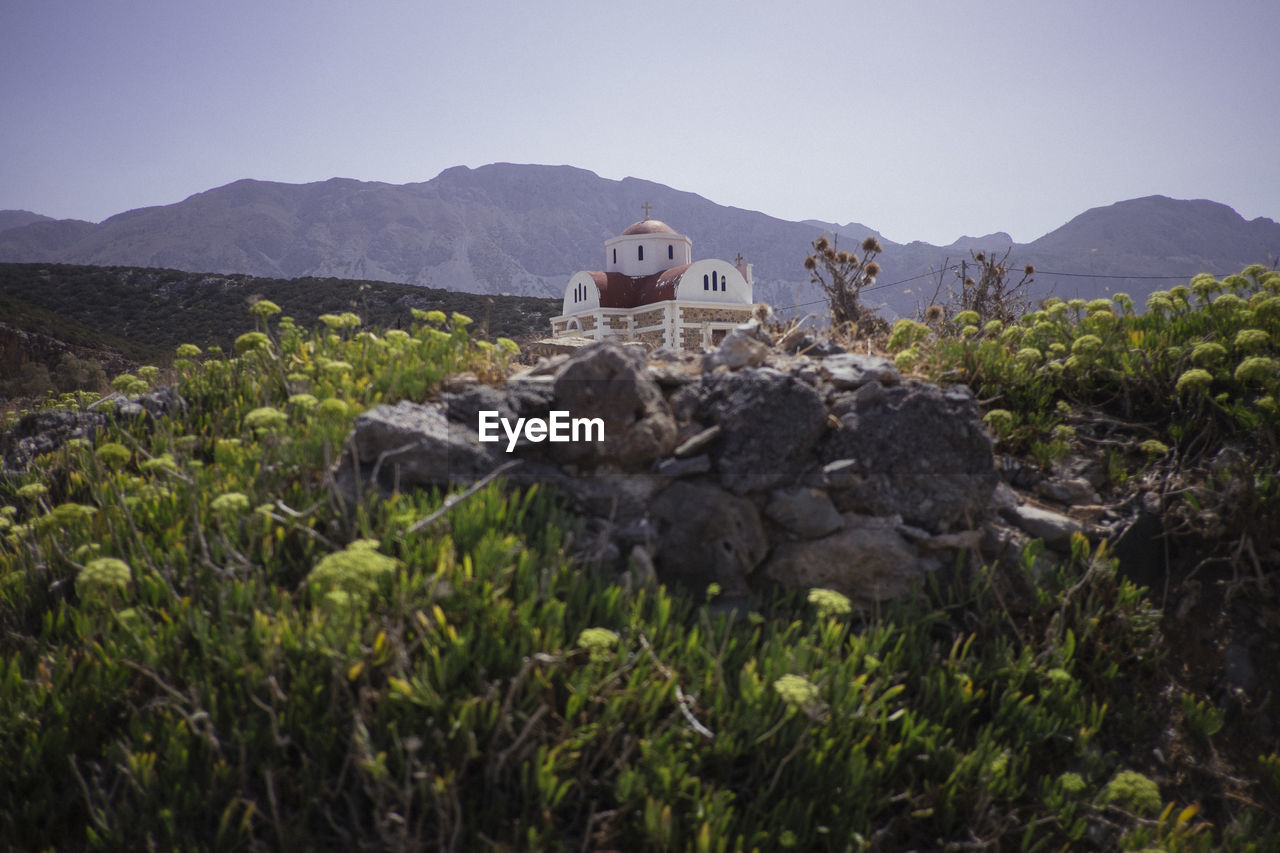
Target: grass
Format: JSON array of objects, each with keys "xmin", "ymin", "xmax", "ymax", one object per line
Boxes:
[{"xmin": 2, "ymin": 275, "xmax": 1278, "ymax": 849}]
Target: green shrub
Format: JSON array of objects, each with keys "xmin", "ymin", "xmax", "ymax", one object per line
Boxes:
[
  {"xmin": 1, "ymin": 285, "xmax": 1276, "ymax": 851},
  {"xmin": 1098, "ymin": 770, "xmax": 1162, "ymax": 816}
]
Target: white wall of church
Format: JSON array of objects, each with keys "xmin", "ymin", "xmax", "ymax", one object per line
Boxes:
[
  {"xmin": 604, "ymin": 234, "xmax": 692, "ymax": 277},
  {"xmin": 561, "ymin": 271, "xmax": 600, "ymax": 315},
  {"xmin": 676, "ymin": 260, "xmax": 751, "ymax": 304}
]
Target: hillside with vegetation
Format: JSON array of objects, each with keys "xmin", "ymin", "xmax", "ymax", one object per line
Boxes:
[
  {"xmin": 0, "ymin": 262, "xmax": 559, "ymax": 400},
  {"xmin": 1, "ymin": 267, "xmax": 1279, "ymax": 849}
]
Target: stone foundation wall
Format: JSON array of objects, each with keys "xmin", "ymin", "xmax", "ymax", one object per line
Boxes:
[
  {"xmin": 634, "ymin": 307, "xmax": 667, "ymax": 328},
  {"xmin": 680, "ymin": 306, "xmax": 754, "ymax": 325},
  {"xmin": 680, "ymin": 327, "xmax": 705, "ymax": 350}
]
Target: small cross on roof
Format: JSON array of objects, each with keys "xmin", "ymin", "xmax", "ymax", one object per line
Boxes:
[{"xmin": 641, "ymin": 202, "xmax": 652, "ymax": 219}]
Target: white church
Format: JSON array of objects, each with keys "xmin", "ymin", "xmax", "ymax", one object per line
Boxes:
[{"xmin": 550, "ymin": 208, "xmax": 757, "ymax": 352}]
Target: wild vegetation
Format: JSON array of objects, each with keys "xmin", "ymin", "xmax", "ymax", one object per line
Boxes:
[
  {"xmin": 1, "ymin": 269, "xmax": 1278, "ymax": 849},
  {"xmin": 804, "ymin": 235, "xmax": 885, "ymax": 332}
]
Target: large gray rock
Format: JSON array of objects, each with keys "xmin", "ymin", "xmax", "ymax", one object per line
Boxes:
[
  {"xmin": 761, "ymin": 514, "xmax": 938, "ymax": 609},
  {"xmin": 700, "ymin": 367, "xmax": 828, "ymax": 495},
  {"xmin": 649, "ymin": 481, "xmax": 769, "ymax": 597},
  {"xmin": 337, "ymin": 400, "xmax": 499, "ymax": 494},
  {"xmin": 819, "ymin": 381, "xmax": 997, "ymax": 531},
  {"xmin": 1, "ymin": 408, "xmax": 106, "ymax": 473},
  {"xmin": 512, "ymin": 463, "xmax": 663, "ymax": 528},
  {"xmin": 549, "ymin": 341, "xmax": 676, "ymax": 468},
  {"xmin": 819, "ymin": 353, "xmax": 900, "ymax": 390},
  {"xmin": 701, "ymin": 322, "xmax": 771, "ymax": 372},
  {"xmin": 764, "ymin": 487, "xmax": 845, "ymax": 539},
  {"xmin": 114, "ymin": 385, "xmax": 189, "ymax": 421},
  {"xmin": 1005, "ymin": 504, "xmax": 1083, "ymax": 549}
]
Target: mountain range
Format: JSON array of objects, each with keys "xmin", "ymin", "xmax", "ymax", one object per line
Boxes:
[{"xmin": 3, "ymin": 163, "xmax": 1278, "ymax": 319}]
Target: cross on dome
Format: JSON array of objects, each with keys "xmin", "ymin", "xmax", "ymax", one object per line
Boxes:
[{"xmin": 641, "ymin": 202, "xmax": 652, "ymax": 219}]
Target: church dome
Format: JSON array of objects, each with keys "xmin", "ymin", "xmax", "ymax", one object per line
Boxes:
[{"xmin": 621, "ymin": 219, "xmax": 677, "ymax": 236}]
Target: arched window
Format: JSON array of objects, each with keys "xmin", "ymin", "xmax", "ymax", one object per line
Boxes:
[
  {"xmin": 703, "ymin": 274, "xmax": 709, "ymax": 291},
  {"xmin": 638, "ymin": 245, "xmax": 644, "ymax": 261},
  {"xmin": 612, "ymin": 248, "xmax": 616, "ymax": 264},
  {"xmin": 668, "ymin": 244, "xmax": 674, "ymax": 260},
  {"xmin": 712, "ymin": 271, "xmax": 719, "ymax": 291}
]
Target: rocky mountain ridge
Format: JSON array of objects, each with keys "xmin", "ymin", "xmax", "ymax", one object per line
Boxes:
[{"xmin": 3, "ymin": 164, "xmax": 1278, "ymax": 317}]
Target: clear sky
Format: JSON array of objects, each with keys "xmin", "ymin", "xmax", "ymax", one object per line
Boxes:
[{"xmin": 2, "ymin": 0, "xmax": 1277, "ymax": 245}]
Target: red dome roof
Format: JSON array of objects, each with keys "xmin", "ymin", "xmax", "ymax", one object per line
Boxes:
[
  {"xmin": 620, "ymin": 219, "xmax": 677, "ymax": 236},
  {"xmin": 587, "ymin": 265, "xmax": 691, "ymax": 308}
]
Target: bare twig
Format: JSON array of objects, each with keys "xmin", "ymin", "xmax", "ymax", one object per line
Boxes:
[
  {"xmin": 408, "ymin": 461, "xmax": 519, "ymax": 533},
  {"xmin": 638, "ymin": 633, "xmax": 715, "ymax": 739}
]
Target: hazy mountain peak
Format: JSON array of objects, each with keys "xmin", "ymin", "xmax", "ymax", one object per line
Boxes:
[
  {"xmin": 1, "ymin": 167, "xmax": 1276, "ymax": 319},
  {"xmin": 0, "ymin": 210, "xmax": 56, "ymax": 234},
  {"xmin": 947, "ymin": 232, "xmax": 1015, "ymax": 250}
]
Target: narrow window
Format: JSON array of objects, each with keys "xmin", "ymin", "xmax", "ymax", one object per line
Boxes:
[
  {"xmin": 703, "ymin": 274, "xmax": 709, "ymax": 291},
  {"xmin": 612, "ymin": 248, "xmax": 616, "ymax": 264},
  {"xmin": 712, "ymin": 271, "xmax": 719, "ymax": 291},
  {"xmin": 668, "ymin": 244, "xmax": 674, "ymax": 260},
  {"xmin": 638, "ymin": 245, "xmax": 644, "ymax": 261}
]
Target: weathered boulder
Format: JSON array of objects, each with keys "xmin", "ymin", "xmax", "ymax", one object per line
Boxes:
[
  {"xmin": 655, "ymin": 454, "xmax": 712, "ymax": 477},
  {"xmin": 648, "ymin": 481, "xmax": 769, "ymax": 597},
  {"xmin": 1, "ymin": 408, "xmax": 106, "ymax": 473},
  {"xmin": 764, "ymin": 487, "xmax": 845, "ymax": 539},
  {"xmin": 549, "ymin": 341, "xmax": 677, "ymax": 468},
  {"xmin": 337, "ymin": 400, "xmax": 499, "ymax": 495},
  {"xmin": 114, "ymin": 385, "xmax": 189, "ymax": 421},
  {"xmin": 820, "ymin": 381, "xmax": 997, "ymax": 531},
  {"xmin": 701, "ymin": 321, "xmax": 771, "ymax": 372},
  {"xmin": 819, "ymin": 353, "xmax": 900, "ymax": 390},
  {"xmin": 1005, "ymin": 504, "xmax": 1083, "ymax": 549},
  {"xmin": 761, "ymin": 514, "xmax": 939, "ymax": 610},
  {"xmin": 512, "ymin": 464, "xmax": 664, "ymax": 529},
  {"xmin": 699, "ymin": 367, "xmax": 828, "ymax": 495}
]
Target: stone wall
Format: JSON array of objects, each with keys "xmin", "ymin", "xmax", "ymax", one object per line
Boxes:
[
  {"xmin": 634, "ymin": 307, "xmax": 667, "ymax": 328},
  {"xmin": 679, "ymin": 327, "xmax": 704, "ymax": 351},
  {"xmin": 333, "ymin": 327, "xmax": 1075, "ymax": 613},
  {"xmin": 679, "ymin": 306, "xmax": 754, "ymax": 325}
]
